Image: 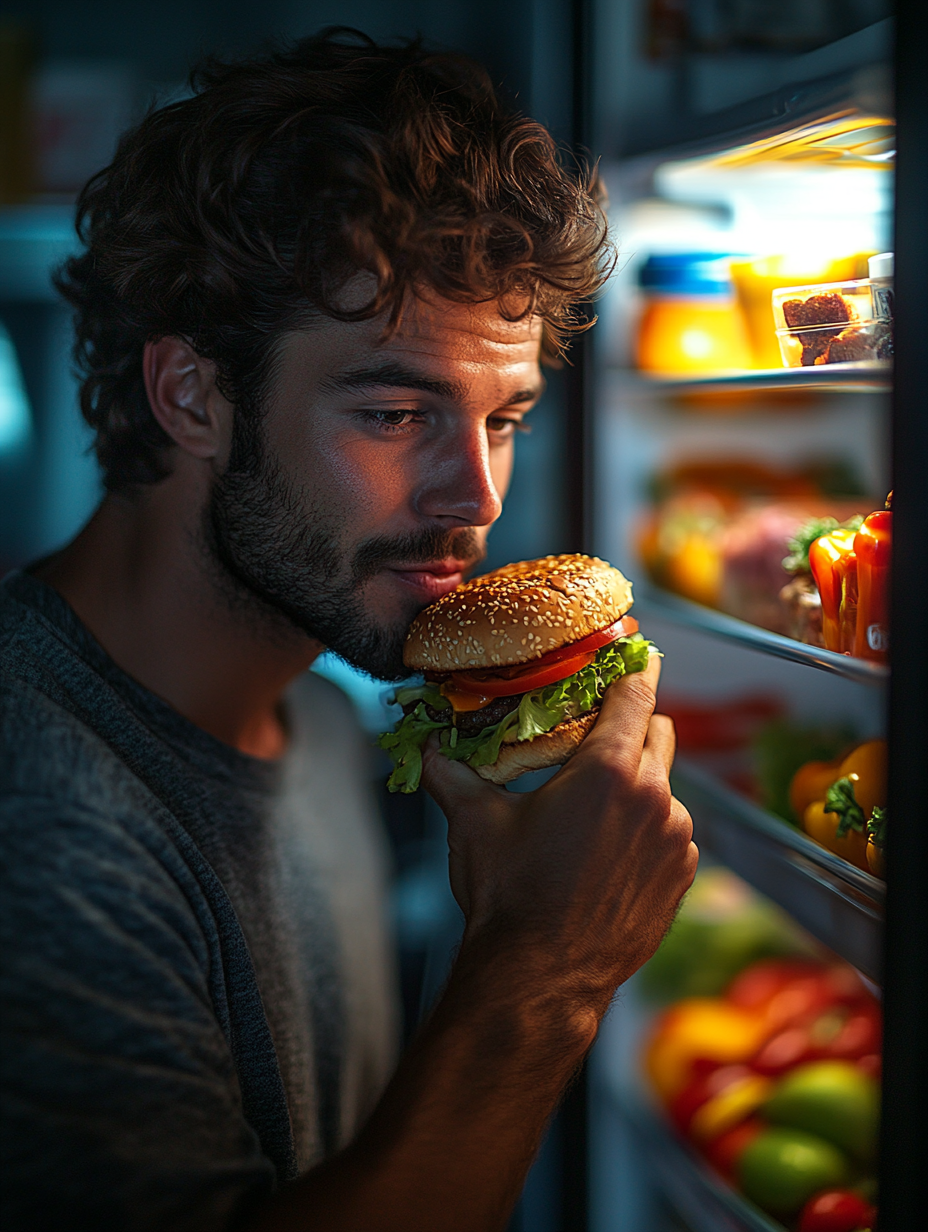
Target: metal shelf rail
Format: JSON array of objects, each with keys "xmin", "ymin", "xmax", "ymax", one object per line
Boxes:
[
  {"xmin": 672, "ymin": 757, "xmax": 884, "ymax": 982},
  {"xmin": 639, "ymin": 586, "xmax": 889, "ymax": 687}
]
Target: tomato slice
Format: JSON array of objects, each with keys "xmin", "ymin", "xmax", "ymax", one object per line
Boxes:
[
  {"xmin": 442, "ymin": 614, "xmax": 639, "ymax": 699},
  {"xmin": 448, "ymin": 649, "xmax": 598, "ymax": 697},
  {"xmin": 533, "ymin": 615, "xmax": 638, "ymax": 665}
]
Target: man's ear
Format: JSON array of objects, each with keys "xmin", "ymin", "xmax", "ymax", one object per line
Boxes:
[{"xmin": 143, "ymin": 336, "xmax": 232, "ymax": 462}]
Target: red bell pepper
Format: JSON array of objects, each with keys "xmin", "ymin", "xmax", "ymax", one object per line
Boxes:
[{"xmin": 852, "ymin": 508, "xmax": 891, "ymax": 661}]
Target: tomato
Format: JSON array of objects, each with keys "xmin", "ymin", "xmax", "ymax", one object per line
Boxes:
[
  {"xmin": 444, "ymin": 616, "xmax": 638, "ymax": 698},
  {"xmin": 703, "ymin": 1117, "xmax": 764, "ymax": 1180},
  {"xmin": 817, "ymin": 1005, "xmax": 881, "ymax": 1062},
  {"xmin": 449, "ymin": 648, "xmax": 598, "ymax": 697},
  {"xmin": 797, "ymin": 1188, "xmax": 876, "ymax": 1232},
  {"xmin": 753, "ymin": 1025, "xmax": 817, "ymax": 1076},
  {"xmin": 753, "ymin": 1004, "xmax": 881, "ymax": 1077},
  {"xmin": 726, "ymin": 960, "xmax": 834, "ymax": 1030},
  {"xmin": 670, "ymin": 1064, "xmax": 752, "ymax": 1134},
  {"xmin": 524, "ymin": 615, "xmax": 638, "ymax": 664}
]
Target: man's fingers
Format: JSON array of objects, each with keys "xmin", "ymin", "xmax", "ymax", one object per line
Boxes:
[
  {"xmin": 582, "ymin": 651, "xmax": 662, "ymax": 767},
  {"xmin": 419, "ymin": 735, "xmax": 510, "ymax": 819},
  {"xmin": 643, "ymin": 712, "xmax": 676, "ymax": 777}
]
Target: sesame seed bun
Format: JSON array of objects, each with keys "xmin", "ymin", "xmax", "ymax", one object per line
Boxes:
[
  {"xmin": 403, "ymin": 554, "xmax": 634, "ymax": 672},
  {"xmin": 473, "ymin": 710, "xmax": 600, "ymax": 785}
]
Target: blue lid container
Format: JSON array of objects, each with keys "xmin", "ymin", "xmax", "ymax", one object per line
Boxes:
[{"xmin": 638, "ymin": 253, "xmax": 734, "ymax": 297}]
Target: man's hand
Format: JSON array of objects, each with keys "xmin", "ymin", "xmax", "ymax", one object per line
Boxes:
[
  {"xmin": 421, "ymin": 654, "xmax": 697, "ymax": 1026},
  {"xmin": 248, "ymin": 655, "xmax": 696, "ymax": 1232}
]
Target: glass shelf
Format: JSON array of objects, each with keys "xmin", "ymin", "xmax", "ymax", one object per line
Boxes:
[
  {"xmin": 672, "ymin": 757, "xmax": 884, "ymax": 982},
  {"xmin": 616, "ymin": 1083, "xmax": 784, "ymax": 1232},
  {"xmin": 609, "ymin": 364, "xmax": 891, "ymax": 397},
  {"xmin": 640, "ymin": 585, "xmax": 889, "ymax": 686}
]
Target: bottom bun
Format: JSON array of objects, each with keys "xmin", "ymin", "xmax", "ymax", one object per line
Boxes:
[{"xmin": 474, "ymin": 709, "xmax": 600, "ymax": 786}]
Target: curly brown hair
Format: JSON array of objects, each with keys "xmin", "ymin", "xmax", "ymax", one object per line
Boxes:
[{"xmin": 56, "ymin": 28, "xmax": 613, "ymax": 492}]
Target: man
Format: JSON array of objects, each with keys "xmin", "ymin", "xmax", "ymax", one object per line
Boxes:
[{"xmin": 0, "ymin": 31, "xmax": 696, "ymax": 1232}]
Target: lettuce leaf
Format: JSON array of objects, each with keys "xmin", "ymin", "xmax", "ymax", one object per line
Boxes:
[{"xmin": 378, "ymin": 634, "xmax": 657, "ymax": 792}]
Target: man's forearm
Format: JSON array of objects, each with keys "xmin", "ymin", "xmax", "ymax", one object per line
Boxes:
[{"xmin": 242, "ymin": 929, "xmax": 599, "ymax": 1232}]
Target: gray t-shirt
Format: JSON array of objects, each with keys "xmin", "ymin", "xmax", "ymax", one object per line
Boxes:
[{"xmin": 0, "ymin": 571, "xmax": 398, "ymax": 1231}]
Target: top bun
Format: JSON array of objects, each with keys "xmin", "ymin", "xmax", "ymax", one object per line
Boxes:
[{"xmin": 404, "ymin": 554, "xmax": 634, "ymax": 672}]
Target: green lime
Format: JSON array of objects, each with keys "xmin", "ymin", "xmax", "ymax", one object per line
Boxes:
[
  {"xmin": 764, "ymin": 1060, "xmax": 879, "ymax": 1162},
  {"xmin": 738, "ymin": 1127, "xmax": 850, "ymax": 1217}
]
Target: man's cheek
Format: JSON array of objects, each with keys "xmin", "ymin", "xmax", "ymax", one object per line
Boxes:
[{"xmin": 488, "ymin": 447, "xmax": 514, "ymax": 512}]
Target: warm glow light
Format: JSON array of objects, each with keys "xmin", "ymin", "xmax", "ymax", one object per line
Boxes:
[{"xmin": 680, "ymin": 330, "xmax": 714, "ymax": 359}]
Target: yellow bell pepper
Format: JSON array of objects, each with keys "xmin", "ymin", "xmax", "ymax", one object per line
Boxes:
[
  {"xmin": 796, "ymin": 740, "xmax": 887, "ymax": 875},
  {"xmin": 645, "ymin": 999, "xmax": 770, "ymax": 1103}
]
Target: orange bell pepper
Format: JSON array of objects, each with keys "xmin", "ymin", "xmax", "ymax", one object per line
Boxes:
[
  {"xmin": 789, "ymin": 757, "xmax": 845, "ymax": 823},
  {"xmin": 798, "ymin": 740, "xmax": 887, "ymax": 874},
  {"xmin": 808, "ymin": 529, "xmax": 858, "ymax": 654}
]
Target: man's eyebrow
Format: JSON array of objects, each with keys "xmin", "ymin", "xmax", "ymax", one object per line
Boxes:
[
  {"xmin": 318, "ymin": 361, "xmax": 544, "ymax": 405},
  {"xmin": 318, "ymin": 362, "xmax": 467, "ymax": 402}
]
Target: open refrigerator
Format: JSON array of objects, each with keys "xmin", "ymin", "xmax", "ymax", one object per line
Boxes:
[{"xmin": 585, "ymin": 8, "xmax": 926, "ymax": 1232}]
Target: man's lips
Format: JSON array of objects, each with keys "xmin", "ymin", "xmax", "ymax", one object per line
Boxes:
[{"xmin": 385, "ymin": 559, "xmax": 474, "ymax": 601}]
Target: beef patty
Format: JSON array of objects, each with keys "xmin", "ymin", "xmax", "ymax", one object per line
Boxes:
[{"xmin": 417, "ymin": 692, "xmax": 523, "ymax": 736}]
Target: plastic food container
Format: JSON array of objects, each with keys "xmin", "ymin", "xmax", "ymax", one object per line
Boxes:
[
  {"xmin": 771, "ymin": 279, "xmax": 891, "ymax": 368},
  {"xmin": 635, "ymin": 253, "xmax": 752, "ymax": 376}
]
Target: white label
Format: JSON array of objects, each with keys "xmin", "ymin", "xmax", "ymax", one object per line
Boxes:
[{"xmin": 867, "ymin": 624, "xmax": 888, "ymax": 651}]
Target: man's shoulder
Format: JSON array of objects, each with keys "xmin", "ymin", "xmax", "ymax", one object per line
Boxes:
[{"xmin": 1, "ymin": 661, "xmax": 139, "ymax": 808}]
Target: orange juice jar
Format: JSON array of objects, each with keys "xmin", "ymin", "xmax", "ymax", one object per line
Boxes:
[{"xmin": 635, "ymin": 254, "xmax": 751, "ymax": 376}]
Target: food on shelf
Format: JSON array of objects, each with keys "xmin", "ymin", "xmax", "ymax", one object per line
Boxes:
[
  {"xmin": 643, "ymin": 878, "xmax": 881, "ymax": 1225},
  {"xmin": 721, "ymin": 504, "xmax": 824, "ymax": 635},
  {"xmin": 867, "ymin": 253, "xmax": 894, "ymax": 342},
  {"xmin": 730, "ymin": 254, "xmax": 874, "ymax": 371},
  {"xmin": 790, "ymin": 740, "xmax": 887, "ymax": 877},
  {"xmin": 797, "ymin": 1188, "xmax": 877, "ymax": 1232},
  {"xmin": 634, "ymin": 253, "xmax": 752, "ymax": 375},
  {"xmin": 378, "ymin": 555, "xmax": 653, "ymax": 791},
  {"xmin": 788, "ymin": 517, "xmax": 862, "ymax": 650},
  {"xmin": 808, "ymin": 499, "xmax": 892, "ymax": 662},
  {"xmin": 637, "ymin": 458, "xmax": 871, "ymax": 639},
  {"xmin": 771, "ymin": 279, "xmax": 891, "ymax": 368},
  {"xmin": 851, "ymin": 507, "xmax": 891, "ymax": 661},
  {"xmin": 639, "ymin": 867, "xmax": 809, "ymax": 1003},
  {"xmin": 737, "ymin": 1127, "xmax": 850, "ymax": 1219}
]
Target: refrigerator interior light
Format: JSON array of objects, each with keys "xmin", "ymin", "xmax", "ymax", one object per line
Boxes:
[{"xmin": 0, "ymin": 324, "xmax": 32, "ymax": 455}]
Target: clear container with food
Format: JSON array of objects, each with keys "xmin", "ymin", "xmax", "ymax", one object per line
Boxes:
[{"xmin": 771, "ymin": 279, "xmax": 892, "ymax": 368}]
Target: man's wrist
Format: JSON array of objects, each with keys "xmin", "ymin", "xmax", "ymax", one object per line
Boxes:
[{"xmin": 445, "ymin": 920, "xmax": 606, "ymax": 1062}]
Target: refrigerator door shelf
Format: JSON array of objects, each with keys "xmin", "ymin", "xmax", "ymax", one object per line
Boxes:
[
  {"xmin": 609, "ymin": 363, "xmax": 891, "ymax": 397},
  {"xmin": 614, "ymin": 1084, "xmax": 784, "ymax": 1232},
  {"xmin": 640, "ymin": 586, "xmax": 889, "ymax": 687},
  {"xmin": 672, "ymin": 757, "xmax": 884, "ymax": 981}
]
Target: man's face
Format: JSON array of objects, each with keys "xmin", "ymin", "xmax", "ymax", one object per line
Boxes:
[{"xmin": 207, "ymin": 295, "xmax": 544, "ymax": 680}]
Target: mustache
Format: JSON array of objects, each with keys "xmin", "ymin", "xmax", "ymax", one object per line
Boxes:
[{"xmin": 352, "ymin": 527, "xmax": 485, "ymax": 581}]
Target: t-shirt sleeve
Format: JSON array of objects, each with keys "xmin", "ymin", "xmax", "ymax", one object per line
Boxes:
[{"xmin": 0, "ymin": 795, "xmax": 276, "ymax": 1232}]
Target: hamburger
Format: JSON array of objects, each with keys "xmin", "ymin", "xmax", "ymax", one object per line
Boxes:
[{"xmin": 378, "ymin": 554, "xmax": 655, "ymax": 792}]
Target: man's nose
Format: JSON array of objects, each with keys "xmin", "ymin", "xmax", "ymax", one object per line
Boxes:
[{"xmin": 415, "ymin": 430, "xmax": 503, "ymax": 528}]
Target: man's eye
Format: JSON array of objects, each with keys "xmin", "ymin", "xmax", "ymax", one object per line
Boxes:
[
  {"xmin": 365, "ymin": 408, "xmax": 420, "ymax": 431},
  {"xmin": 488, "ymin": 416, "xmax": 531, "ymax": 439}
]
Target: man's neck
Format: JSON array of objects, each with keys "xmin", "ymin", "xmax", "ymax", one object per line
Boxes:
[{"xmin": 34, "ymin": 482, "xmax": 322, "ymax": 760}]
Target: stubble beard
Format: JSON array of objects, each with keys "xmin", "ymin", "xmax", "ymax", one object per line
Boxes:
[{"xmin": 204, "ymin": 428, "xmax": 483, "ymax": 681}]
